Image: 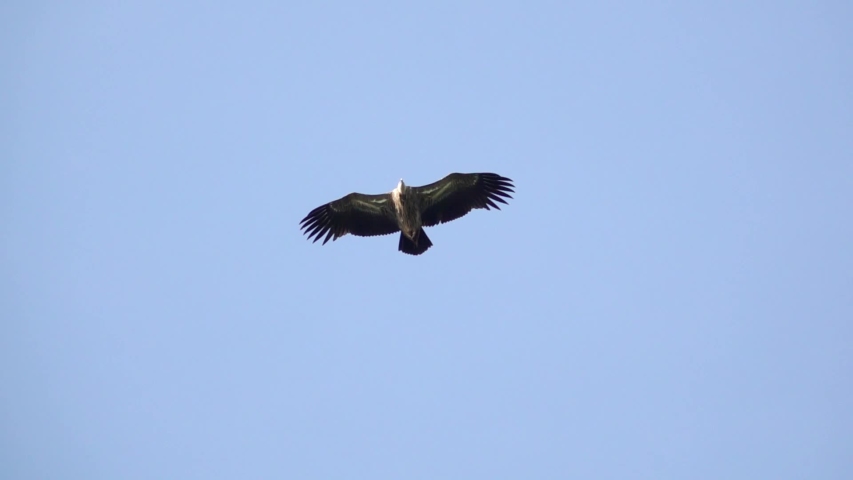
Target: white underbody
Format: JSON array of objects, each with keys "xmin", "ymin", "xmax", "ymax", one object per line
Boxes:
[{"xmin": 391, "ymin": 179, "xmax": 422, "ymax": 241}]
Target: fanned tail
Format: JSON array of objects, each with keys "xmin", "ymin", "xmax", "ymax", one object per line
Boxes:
[{"xmin": 398, "ymin": 228, "xmax": 433, "ymax": 256}]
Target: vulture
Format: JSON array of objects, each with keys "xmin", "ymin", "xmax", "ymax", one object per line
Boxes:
[{"xmin": 299, "ymin": 172, "xmax": 514, "ymax": 255}]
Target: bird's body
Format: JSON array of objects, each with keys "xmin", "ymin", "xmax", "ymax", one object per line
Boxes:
[
  {"xmin": 390, "ymin": 179, "xmax": 422, "ymax": 243},
  {"xmin": 299, "ymin": 172, "xmax": 514, "ymax": 255}
]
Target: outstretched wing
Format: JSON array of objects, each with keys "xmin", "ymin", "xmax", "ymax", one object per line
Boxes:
[
  {"xmin": 300, "ymin": 193, "xmax": 399, "ymax": 244},
  {"xmin": 415, "ymin": 173, "xmax": 514, "ymax": 227}
]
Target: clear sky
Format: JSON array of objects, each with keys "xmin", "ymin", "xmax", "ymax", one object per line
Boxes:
[{"xmin": 3, "ymin": 2, "xmax": 852, "ymax": 479}]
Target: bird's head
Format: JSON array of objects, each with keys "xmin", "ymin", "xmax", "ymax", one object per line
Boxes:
[{"xmin": 397, "ymin": 178, "xmax": 406, "ymax": 190}]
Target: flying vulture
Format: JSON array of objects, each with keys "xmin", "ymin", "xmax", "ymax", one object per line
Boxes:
[{"xmin": 299, "ymin": 172, "xmax": 514, "ymax": 255}]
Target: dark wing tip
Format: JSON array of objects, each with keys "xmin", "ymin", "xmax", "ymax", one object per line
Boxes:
[
  {"xmin": 478, "ymin": 173, "xmax": 515, "ymax": 207},
  {"xmin": 299, "ymin": 204, "xmax": 337, "ymax": 244}
]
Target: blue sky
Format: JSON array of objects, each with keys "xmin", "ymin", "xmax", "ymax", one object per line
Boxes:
[{"xmin": 3, "ymin": 2, "xmax": 851, "ymax": 478}]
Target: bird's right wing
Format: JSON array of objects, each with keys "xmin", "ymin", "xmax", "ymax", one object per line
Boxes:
[{"xmin": 300, "ymin": 193, "xmax": 400, "ymax": 244}]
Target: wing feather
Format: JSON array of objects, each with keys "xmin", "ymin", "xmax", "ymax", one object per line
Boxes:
[
  {"xmin": 415, "ymin": 173, "xmax": 514, "ymax": 227},
  {"xmin": 299, "ymin": 193, "xmax": 399, "ymax": 244}
]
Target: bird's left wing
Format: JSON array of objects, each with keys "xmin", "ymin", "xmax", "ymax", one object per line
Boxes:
[
  {"xmin": 300, "ymin": 193, "xmax": 399, "ymax": 244},
  {"xmin": 415, "ymin": 173, "xmax": 514, "ymax": 227}
]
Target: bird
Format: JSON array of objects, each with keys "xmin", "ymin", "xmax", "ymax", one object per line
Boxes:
[{"xmin": 299, "ymin": 172, "xmax": 514, "ymax": 255}]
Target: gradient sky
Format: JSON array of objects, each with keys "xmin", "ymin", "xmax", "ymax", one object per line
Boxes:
[{"xmin": 3, "ymin": 2, "xmax": 852, "ymax": 479}]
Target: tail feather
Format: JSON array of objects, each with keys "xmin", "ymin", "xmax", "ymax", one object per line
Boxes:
[{"xmin": 398, "ymin": 228, "xmax": 433, "ymax": 256}]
